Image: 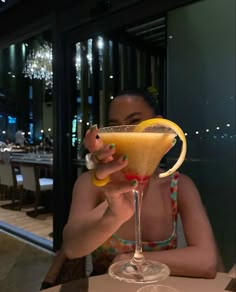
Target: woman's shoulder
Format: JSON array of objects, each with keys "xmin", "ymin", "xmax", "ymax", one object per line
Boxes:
[
  {"xmin": 177, "ymin": 172, "xmax": 196, "ymax": 187},
  {"xmin": 176, "ymin": 172, "xmax": 202, "ymax": 206}
]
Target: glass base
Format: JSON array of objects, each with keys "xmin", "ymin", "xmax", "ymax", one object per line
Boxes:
[{"xmin": 108, "ymin": 259, "xmax": 170, "ymax": 284}]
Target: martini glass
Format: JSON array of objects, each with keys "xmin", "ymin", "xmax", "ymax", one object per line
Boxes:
[{"xmin": 98, "ymin": 118, "xmax": 187, "ymax": 284}]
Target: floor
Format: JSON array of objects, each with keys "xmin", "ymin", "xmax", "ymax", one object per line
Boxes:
[
  {"xmin": 0, "ymin": 199, "xmax": 53, "ymax": 241},
  {"xmin": 0, "ymin": 189, "xmax": 55, "ymax": 292},
  {"xmin": 0, "ymin": 231, "xmax": 54, "ymax": 292}
]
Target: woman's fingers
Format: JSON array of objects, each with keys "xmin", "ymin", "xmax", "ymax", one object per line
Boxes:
[
  {"xmin": 93, "ymin": 143, "xmax": 116, "ymax": 163},
  {"xmin": 104, "ymin": 179, "xmax": 138, "ymax": 196},
  {"xmin": 83, "ymin": 126, "xmax": 115, "ymax": 165},
  {"xmin": 83, "ymin": 125, "xmax": 102, "ymax": 152},
  {"xmin": 85, "ymin": 143, "xmax": 116, "ymax": 170},
  {"xmin": 94, "ymin": 155, "xmax": 128, "ymax": 180},
  {"xmin": 102, "ymin": 179, "xmax": 139, "ymax": 221}
]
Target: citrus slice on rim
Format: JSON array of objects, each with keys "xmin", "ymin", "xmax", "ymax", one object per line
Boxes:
[{"xmin": 134, "ymin": 118, "xmax": 187, "ymax": 178}]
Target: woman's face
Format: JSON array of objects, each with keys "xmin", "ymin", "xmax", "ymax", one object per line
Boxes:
[{"xmin": 108, "ymin": 95, "xmax": 156, "ymax": 126}]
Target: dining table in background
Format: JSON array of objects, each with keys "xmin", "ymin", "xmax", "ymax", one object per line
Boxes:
[
  {"xmin": 10, "ymin": 152, "xmax": 53, "ymax": 166},
  {"xmin": 40, "ymin": 272, "xmax": 234, "ymax": 292}
]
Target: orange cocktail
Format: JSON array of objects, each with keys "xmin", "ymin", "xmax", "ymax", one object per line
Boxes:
[{"xmin": 99, "ymin": 131, "xmax": 176, "ymax": 183}]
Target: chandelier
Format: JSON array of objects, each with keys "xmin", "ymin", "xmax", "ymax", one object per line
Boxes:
[{"xmin": 23, "ymin": 42, "xmax": 53, "ymax": 88}]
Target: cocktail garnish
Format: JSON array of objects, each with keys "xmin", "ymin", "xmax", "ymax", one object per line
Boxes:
[{"xmin": 134, "ymin": 118, "xmax": 187, "ymax": 178}]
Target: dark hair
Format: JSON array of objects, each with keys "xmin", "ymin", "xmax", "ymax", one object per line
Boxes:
[{"xmin": 114, "ymin": 88, "xmax": 160, "ymax": 115}]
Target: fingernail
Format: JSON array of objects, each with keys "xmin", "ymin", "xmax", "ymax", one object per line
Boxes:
[
  {"xmin": 122, "ymin": 155, "xmax": 128, "ymax": 161},
  {"xmin": 131, "ymin": 179, "xmax": 138, "ymax": 187},
  {"xmin": 90, "ymin": 124, "xmax": 97, "ymax": 131},
  {"xmin": 172, "ymin": 138, "xmax": 177, "ymax": 145},
  {"xmin": 109, "ymin": 143, "xmax": 115, "ymax": 150}
]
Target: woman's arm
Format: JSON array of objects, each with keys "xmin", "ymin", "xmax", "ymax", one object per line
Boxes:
[
  {"xmin": 63, "ymin": 167, "xmax": 138, "ymax": 259},
  {"xmin": 64, "ymin": 127, "xmax": 137, "ymax": 259},
  {"xmin": 114, "ymin": 174, "xmax": 218, "ymax": 279}
]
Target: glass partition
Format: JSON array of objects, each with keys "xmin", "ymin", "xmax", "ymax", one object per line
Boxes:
[
  {"xmin": 0, "ymin": 30, "xmax": 53, "ymax": 244},
  {"xmin": 0, "ymin": 30, "xmax": 53, "ymax": 148},
  {"xmin": 74, "ymin": 18, "xmax": 167, "ymax": 157},
  {"xmin": 167, "ymin": 0, "xmax": 235, "ymax": 270}
]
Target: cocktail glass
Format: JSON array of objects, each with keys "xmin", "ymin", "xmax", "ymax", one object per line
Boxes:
[
  {"xmin": 98, "ymin": 118, "xmax": 187, "ymax": 284},
  {"xmin": 137, "ymin": 285, "xmax": 179, "ymax": 292}
]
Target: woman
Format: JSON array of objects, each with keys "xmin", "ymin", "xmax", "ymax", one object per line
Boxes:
[{"xmin": 63, "ymin": 89, "xmax": 219, "ymax": 278}]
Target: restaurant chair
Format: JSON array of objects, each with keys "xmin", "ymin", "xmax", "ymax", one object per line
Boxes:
[
  {"xmin": 0, "ymin": 161, "xmax": 23, "ymax": 208},
  {"xmin": 20, "ymin": 164, "xmax": 53, "ymax": 216},
  {"xmin": 40, "ymin": 249, "xmax": 87, "ymax": 290}
]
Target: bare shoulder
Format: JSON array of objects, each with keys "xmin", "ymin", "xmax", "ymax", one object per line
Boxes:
[
  {"xmin": 176, "ymin": 172, "xmax": 217, "ymax": 263},
  {"xmin": 177, "ymin": 172, "xmax": 199, "ymax": 194},
  {"xmin": 178, "ymin": 172, "xmax": 195, "ymax": 185},
  {"xmin": 177, "ymin": 172, "xmax": 203, "ymax": 209}
]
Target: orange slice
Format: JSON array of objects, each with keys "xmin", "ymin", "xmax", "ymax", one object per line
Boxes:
[{"xmin": 135, "ymin": 118, "xmax": 187, "ymax": 178}]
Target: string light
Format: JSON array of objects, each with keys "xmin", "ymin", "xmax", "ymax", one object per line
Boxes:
[{"xmin": 183, "ymin": 122, "xmax": 234, "ymax": 142}]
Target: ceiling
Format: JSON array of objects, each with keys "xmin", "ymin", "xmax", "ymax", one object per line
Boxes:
[
  {"xmin": 110, "ymin": 15, "xmax": 167, "ymax": 54},
  {"xmin": 0, "ymin": 0, "xmax": 20, "ymax": 14},
  {"xmin": 126, "ymin": 16, "xmax": 167, "ymax": 49}
]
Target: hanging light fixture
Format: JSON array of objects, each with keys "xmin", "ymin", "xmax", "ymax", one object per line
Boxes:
[{"xmin": 23, "ymin": 42, "xmax": 53, "ymax": 88}]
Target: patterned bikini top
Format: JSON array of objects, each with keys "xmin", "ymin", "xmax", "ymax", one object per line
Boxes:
[{"xmin": 91, "ymin": 172, "xmax": 180, "ymax": 276}]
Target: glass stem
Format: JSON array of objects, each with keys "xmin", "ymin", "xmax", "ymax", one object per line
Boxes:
[{"xmin": 132, "ymin": 184, "xmax": 145, "ymax": 265}]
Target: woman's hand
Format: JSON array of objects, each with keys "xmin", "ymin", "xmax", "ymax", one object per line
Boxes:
[
  {"xmin": 83, "ymin": 125, "xmax": 101, "ymax": 153},
  {"xmin": 83, "ymin": 125, "xmax": 114, "ymax": 164},
  {"xmin": 102, "ymin": 173, "xmax": 138, "ymax": 222},
  {"xmin": 84, "ymin": 125, "xmax": 138, "ymax": 222},
  {"xmin": 96, "ymin": 154, "xmax": 138, "ymax": 222}
]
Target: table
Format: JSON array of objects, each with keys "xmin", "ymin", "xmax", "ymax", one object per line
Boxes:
[
  {"xmin": 10, "ymin": 152, "xmax": 53, "ymax": 166},
  {"xmin": 40, "ymin": 272, "xmax": 232, "ymax": 292}
]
